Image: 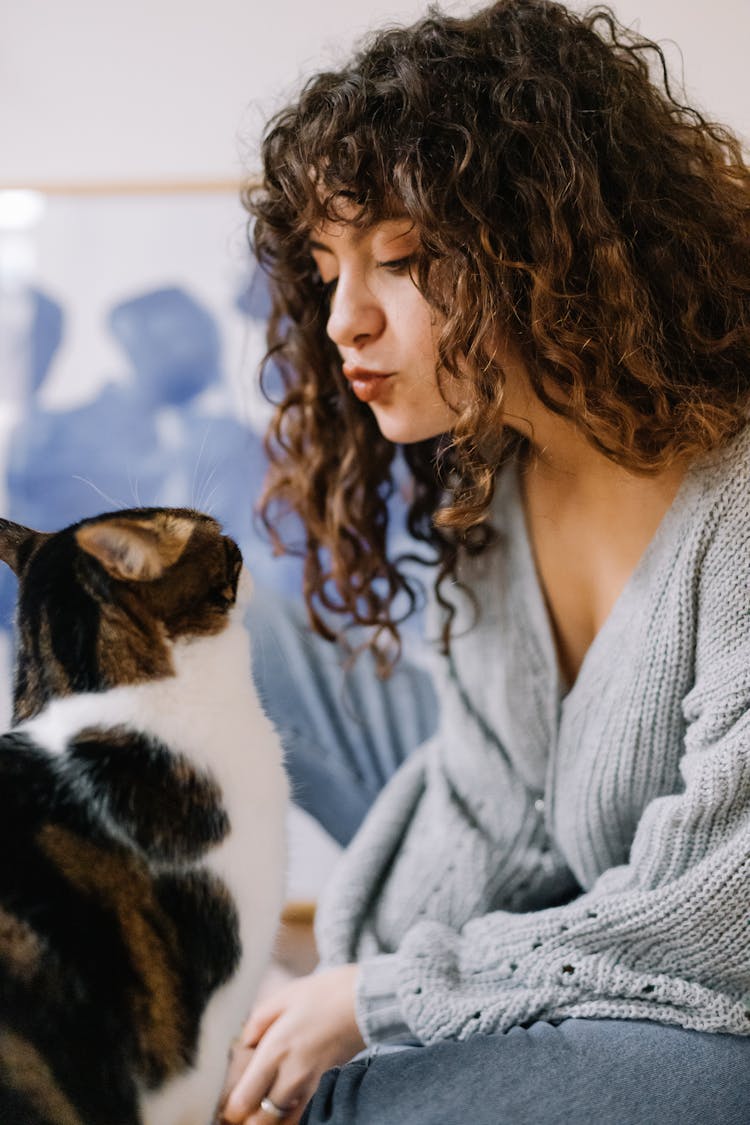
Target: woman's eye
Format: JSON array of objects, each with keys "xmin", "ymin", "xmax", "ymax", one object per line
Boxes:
[
  {"xmin": 313, "ymin": 265, "xmax": 338, "ymax": 298},
  {"xmin": 376, "ymin": 255, "xmax": 415, "ymax": 275}
]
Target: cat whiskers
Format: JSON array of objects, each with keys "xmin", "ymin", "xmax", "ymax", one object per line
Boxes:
[
  {"xmin": 194, "ymin": 463, "xmax": 219, "ymax": 515},
  {"xmin": 191, "ymin": 428, "xmax": 211, "ymax": 511},
  {"xmin": 70, "ymin": 476, "xmax": 123, "ymax": 510},
  {"xmin": 127, "ymin": 468, "xmax": 143, "ymax": 509}
]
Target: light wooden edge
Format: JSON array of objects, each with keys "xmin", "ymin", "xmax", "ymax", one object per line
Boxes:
[
  {"xmin": 0, "ymin": 179, "xmax": 251, "ymax": 198},
  {"xmin": 280, "ymin": 900, "xmax": 316, "ymax": 926}
]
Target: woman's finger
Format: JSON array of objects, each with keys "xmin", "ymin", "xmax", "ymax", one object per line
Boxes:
[
  {"xmin": 244, "ymin": 1085, "xmax": 309, "ymax": 1125},
  {"xmin": 242, "ymin": 997, "xmax": 286, "ymax": 1048},
  {"xmin": 284, "ymin": 1102, "xmax": 309, "ymax": 1125},
  {"xmin": 248, "ymin": 1094, "xmax": 298, "ymax": 1122},
  {"xmin": 258, "ymin": 1065, "xmax": 317, "ymax": 1119},
  {"xmin": 240, "ymin": 1059, "xmax": 320, "ymax": 1125},
  {"xmin": 222, "ymin": 1047, "xmax": 279, "ymax": 1124}
]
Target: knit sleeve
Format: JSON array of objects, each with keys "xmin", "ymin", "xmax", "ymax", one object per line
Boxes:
[
  {"xmin": 314, "ymin": 616, "xmax": 583, "ymax": 968},
  {"xmin": 378, "ymin": 495, "xmax": 750, "ymax": 1043},
  {"xmin": 315, "ymin": 631, "xmax": 582, "ymax": 1044}
]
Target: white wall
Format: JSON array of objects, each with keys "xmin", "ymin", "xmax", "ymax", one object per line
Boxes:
[
  {"xmin": 1, "ymin": 0, "xmax": 747, "ymax": 188},
  {"xmin": 571, "ymin": 0, "xmax": 749, "ymax": 146},
  {"xmin": 0, "ymin": 0, "xmax": 427, "ymax": 186}
]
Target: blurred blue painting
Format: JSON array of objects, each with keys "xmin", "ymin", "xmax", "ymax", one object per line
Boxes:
[
  {"xmin": 2, "ymin": 262, "xmax": 424, "ymax": 642},
  {"xmin": 1, "ymin": 269, "xmax": 305, "ymax": 632}
]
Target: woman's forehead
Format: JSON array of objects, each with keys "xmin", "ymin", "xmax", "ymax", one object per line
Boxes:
[{"xmin": 308, "ymin": 211, "xmax": 418, "ymax": 248}]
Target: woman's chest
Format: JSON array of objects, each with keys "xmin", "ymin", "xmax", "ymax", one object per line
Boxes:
[
  {"xmin": 450, "ymin": 522, "xmax": 699, "ymax": 888},
  {"xmin": 547, "ymin": 622, "xmax": 694, "ymax": 887},
  {"xmin": 520, "ymin": 463, "xmax": 687, "ymax": 692}
]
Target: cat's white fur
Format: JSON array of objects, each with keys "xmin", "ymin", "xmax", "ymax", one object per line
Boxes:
[{"xmin": 21, "ymin": 569, "xmax": 288, "ymax": 1125}]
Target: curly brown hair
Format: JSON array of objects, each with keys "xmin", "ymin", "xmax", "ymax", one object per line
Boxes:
[{"xmin": 244, "ymin": 0, "xmax": 750, "ymax": 660}]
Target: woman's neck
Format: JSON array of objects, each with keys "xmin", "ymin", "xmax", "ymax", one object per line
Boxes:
[
  {"xmin": 506, "ymin": 379, "xmax": 688, "ymax": 691},
  {"xmin": 499, "ymin": 359, "xmax": 686, "ymax": 496}
]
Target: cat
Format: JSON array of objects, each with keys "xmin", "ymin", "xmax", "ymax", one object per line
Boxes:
[{"xmin": 0, "ymin": 507, "xmax": 288, "ymax": 1125}]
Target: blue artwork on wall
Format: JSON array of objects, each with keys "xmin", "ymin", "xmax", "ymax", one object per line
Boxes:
[
  {"xmin": 2, "ymin": 267, "xmax": 304, "ymax": 633},
  {"xmin": 0, "ymin": 192, "xmax": 426, "ymax": 650}
]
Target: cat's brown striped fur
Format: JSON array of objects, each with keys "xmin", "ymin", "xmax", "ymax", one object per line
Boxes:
[{"xmin": 0, "ymin": 509, "xmax": 287, "ymax": 1125}]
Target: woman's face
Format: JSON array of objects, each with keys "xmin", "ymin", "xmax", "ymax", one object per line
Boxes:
[{"xmin": 309, "ymin": 215, "xmax": 460, "ymax": 443}]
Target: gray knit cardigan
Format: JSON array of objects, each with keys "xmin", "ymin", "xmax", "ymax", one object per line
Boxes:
[{"xmin": 314, "ymin": 425, "xmax": 750, "ymax": 1045}]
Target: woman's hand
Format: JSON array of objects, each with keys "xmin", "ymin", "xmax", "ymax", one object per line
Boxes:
[{"xmin": 221, "ymin": 964, "xmax": 365, "ymax": 1124}]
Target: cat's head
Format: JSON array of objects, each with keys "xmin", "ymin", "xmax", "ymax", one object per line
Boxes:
[{"xmin": 0, "ymin": 508, "xmax": 246, "ymax": 722}]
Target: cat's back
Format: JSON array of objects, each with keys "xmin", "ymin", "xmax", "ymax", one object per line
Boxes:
[
  {"xmin": 0, "ymin": 508, "xmax": 288, "ymax": 1125},
  {"xmin": 0, "ymin": 726, "xmax": 157, "ymax": 1125}
]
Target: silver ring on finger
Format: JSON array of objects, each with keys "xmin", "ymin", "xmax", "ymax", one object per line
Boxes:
[{"xmin": 260, "ymin": 1095, "xmax": 292, "ymax": 1119}]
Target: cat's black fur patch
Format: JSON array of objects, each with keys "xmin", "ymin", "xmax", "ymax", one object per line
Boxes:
[
  {"xmin": 0, "ymin": 725, "xmax": 242, "ymax": 1122},
  {"xmin": 0, "ymin": 735, "xmax": 146, "ymax": 1122},
  {"xmin": 153, "ymin": 871, "xmax": 241, "ymax": 1065},
  {"xmin": 67, "ymin": 727, "xmax": 230, "ymax": 862},
  {"xmin": 0, "ymin": 1025, "xmax": 121, "ymax": 1125}
]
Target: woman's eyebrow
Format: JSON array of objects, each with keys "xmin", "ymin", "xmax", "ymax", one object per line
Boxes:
[
  {"xmin": 308, "ymin": 222, "xmax": 417, "ymax": 256},
  {"xmin": 308, "ymin": 229, "xmax": 370, "ymax": 253}
]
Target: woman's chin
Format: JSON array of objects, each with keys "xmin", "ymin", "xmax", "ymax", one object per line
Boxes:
[{"xmin": 369, "ymin": 404, "xmax": 452, "ymax": 445}]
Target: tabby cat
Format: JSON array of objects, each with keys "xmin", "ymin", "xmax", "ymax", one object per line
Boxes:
[{"xmin": 0, "ymin": 508, "xmax": 287, "ymax": 1125}]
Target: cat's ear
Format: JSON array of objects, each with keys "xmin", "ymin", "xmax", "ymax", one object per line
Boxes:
[
  {"xmin": 75, "ymin": 514, "xmax": 196, "ymax": 582},
  {"xmin": 0, "ymin": 519, "xmax": 46, "ymax": 575}
]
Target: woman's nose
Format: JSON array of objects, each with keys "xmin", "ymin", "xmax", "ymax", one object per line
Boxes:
[{"xmin": 326, "ymin": 274, "xmax": 385, "ymax": 349}]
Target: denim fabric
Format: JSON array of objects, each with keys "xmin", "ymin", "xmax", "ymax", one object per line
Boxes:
[
  {"xmin": 248, "ymin": 589, "xmax": 750, "ymax": 1123},
  {"xmin": 300, "ymin": 1019, "xmax": 750, "ymax": 1125},
  {"xmin": 248, "ymin": 588, "xmax": 437, "ymax": 846}
]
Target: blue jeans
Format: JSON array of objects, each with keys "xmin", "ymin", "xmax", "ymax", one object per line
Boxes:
[
  {"xmin": 248, "ymin": 590, "xmax": 750, "ymax": 1125},
  {"xmin": 248, "ymin": 589, "xmax": 437, "ymax": 846}
]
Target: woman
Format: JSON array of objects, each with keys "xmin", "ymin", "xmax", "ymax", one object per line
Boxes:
[{"xmin": 225, "ymin": 2, "xmax": 750, "ymax": 1122}]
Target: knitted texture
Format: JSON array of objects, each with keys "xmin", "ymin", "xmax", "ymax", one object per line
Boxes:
[{"xmin": 315, "ymin": 426, "xmax": 750, "ymax": 1045}]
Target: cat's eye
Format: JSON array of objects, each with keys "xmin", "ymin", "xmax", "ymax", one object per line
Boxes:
[
  {"xmin": 210, "ymin": 585, "xmax": 236, "ymax": 609},
  {"xmin": 222, "ymin": 537, "xmax": 243, "ymax": 597}
]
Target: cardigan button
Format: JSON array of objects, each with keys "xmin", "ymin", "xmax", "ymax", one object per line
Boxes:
[{"xmin": 534, "ymin": 797, "xmax": 546, "ymax": 814}]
